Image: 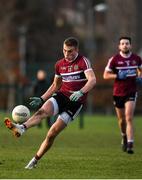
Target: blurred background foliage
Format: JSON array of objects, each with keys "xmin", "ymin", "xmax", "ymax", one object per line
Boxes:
[{"xmin": 0, "ymin": 0, "xmax": 142, "ymax": 114}]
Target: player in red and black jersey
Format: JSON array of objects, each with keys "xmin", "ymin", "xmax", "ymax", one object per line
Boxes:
[
  {"xmin": 103, "ymin": 36, "xmax": 142, "ymax": 154},
  {"xmin": 5, "ymin": 37, "xmax": 96, "ymax": 169}
]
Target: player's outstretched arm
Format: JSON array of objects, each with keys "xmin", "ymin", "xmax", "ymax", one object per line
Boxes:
[
  {"xmin": 41, "ymin": 75, "xmax": 62, "ymax": 100},
  {"xmin": 29, "ymin": 75, "xmax": 62, "ymax": 108}
]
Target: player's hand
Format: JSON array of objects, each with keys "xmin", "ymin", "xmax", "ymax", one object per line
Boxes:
[
  {"xmin": 127, "ymin": 69, "xmax": 136, "ymax": 76},
  {"xmin": 29, "ymin": 97, "xmax": 44, "ymax": 108},
  {"xmin": 69, "ymin": 91, "xmax": 84, "ymax": 101},
  {"xmin": 136, "ymin": 77, "xmax": 142, "ymax": 86},
  {"xmin": 117, "ymin": 70, "xmax": 127, "ymax": 80}
]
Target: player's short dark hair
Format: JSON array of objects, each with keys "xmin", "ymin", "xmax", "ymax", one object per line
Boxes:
[
  {"xmin": 119, "ymin": 36, "xmax": 132, "ymax": 44},
  {"xmin": 64, "ymin": 37, "xmax": 79, "ymax": 48}
]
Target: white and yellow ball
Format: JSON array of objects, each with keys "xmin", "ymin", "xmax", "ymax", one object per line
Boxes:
[{"xmin": 12, "ymin": 105, "xmax": 30, "ymax": 124}]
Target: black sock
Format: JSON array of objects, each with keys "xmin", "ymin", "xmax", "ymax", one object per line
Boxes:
[{"xmin": 23, "ymin": 124, "xmax": 27, "ymax": 129}]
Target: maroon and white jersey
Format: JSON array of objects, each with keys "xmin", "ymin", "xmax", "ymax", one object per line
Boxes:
[
  {"xmin": 105, "ymin": 53, "xmax": 142, "ymax": 96},
  {"xmin": 55, "ymin": 54, "xmax": 92, "ymax": 103}
]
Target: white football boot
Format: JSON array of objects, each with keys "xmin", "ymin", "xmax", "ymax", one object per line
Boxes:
[
  {"xmin": 4, "ymin": 118, "xmax": 26, "ymax": 137},
  {"xmin": 25, "ymin": 157, "xmax": 38, "ymax": 169}
]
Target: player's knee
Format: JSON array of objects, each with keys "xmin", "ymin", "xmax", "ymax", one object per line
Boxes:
[
  {"xmin": 126, "ymin": 116, "xmax": 132, "ymax": 123},
  {"xmin": 35, "ymin": 108, "xmax": 48, "ymax": 118}
]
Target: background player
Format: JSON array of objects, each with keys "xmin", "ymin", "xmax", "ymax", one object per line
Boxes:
[
  {"xmin": 5, "ymin": 37, "xmax": 96, "ymax": 169},
  {"xmin": 32, "ymin": 69, "xmax": 52, "ymax": 128},
  {"xmin": 103, "ymin": 36, "xmax": 142, "ymax": 154}
]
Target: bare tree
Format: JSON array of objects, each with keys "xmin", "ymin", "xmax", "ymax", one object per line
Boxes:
[{"xmin": 106, "ymin": 0, "xmax": 137, "ymax": 55}]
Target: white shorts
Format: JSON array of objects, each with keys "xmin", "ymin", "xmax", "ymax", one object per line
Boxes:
[{"xmin": 42, "ymin": 93, "xmax": 83, "ymax": 125}]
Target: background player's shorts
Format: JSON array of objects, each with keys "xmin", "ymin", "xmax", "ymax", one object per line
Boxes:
[
  {"xmin": 113, "ymin": 92, "xmax": 137, "ymax": 108},
  {"xmin": 49, "ymin": 92, "xmax": 83, "ymax": 124}
]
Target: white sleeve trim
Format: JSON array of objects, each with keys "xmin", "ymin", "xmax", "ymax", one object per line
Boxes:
[
  {"xmin": 55, "ymin": 74, "xmax": 61, "ymax": 77},
  {"xmin": 84, "ymin": 68, "xmax": 93, "ymax": 73},
  {"xmin": 83, "ymin": 57, "xmax": 91, "ymax": 69}
]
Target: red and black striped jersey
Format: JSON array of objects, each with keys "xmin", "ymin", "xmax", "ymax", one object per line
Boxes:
[
  {"xmin": 105, "ymin": 53, "xmax": 142, "ymax": 96},
  {"xmin": 55, "ymin": 54, "xmax": 92, "ymax": 103}
]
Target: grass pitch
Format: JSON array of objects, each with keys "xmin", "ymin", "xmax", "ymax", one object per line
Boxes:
[{"xmin": 0, "ymin": 112, "xmax": 142, "ymax": 179}]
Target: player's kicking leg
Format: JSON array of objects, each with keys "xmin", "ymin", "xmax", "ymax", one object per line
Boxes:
[
  {"xmin": 4, "ymin": 108, "xmax": 49, "ymax": 137},
  {"xmin": 4, "ymin": 118, "xmax": 26, "ymax": 137}
]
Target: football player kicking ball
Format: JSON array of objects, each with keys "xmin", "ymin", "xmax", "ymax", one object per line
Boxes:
[
  {"xmin": 5, "ymin": 37, "xmax": 96, "ymax": 169},
  {"xmin": 103, "ymin": 36, "xmax": 142, "ymax": 154}
]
